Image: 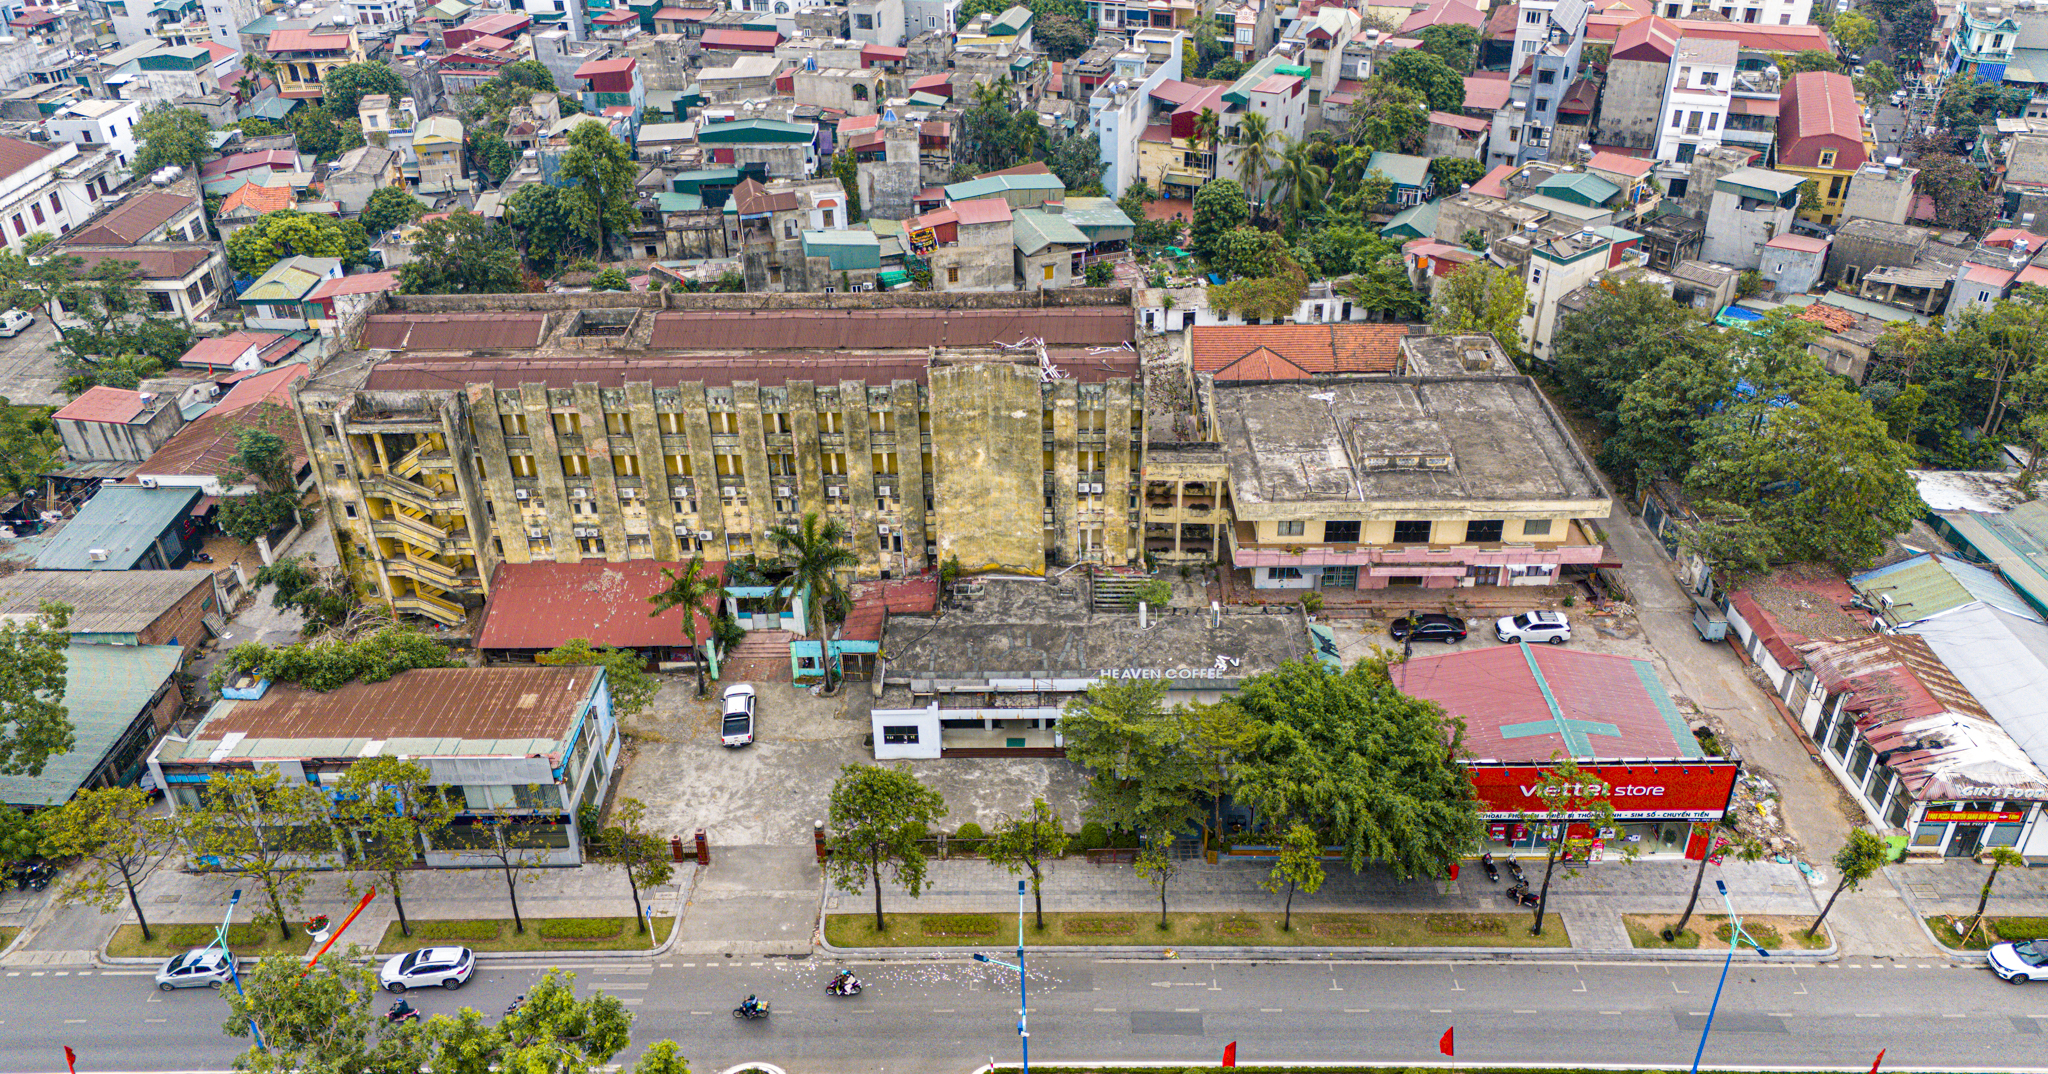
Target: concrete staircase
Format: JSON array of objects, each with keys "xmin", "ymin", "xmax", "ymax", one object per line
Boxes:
[
  {"xmin": 722, "ymin": 629, "xmax": 794, "ymax": 683},
  {"xmin": 1090, "ymin": 571, "xmax": 1149, "ymax": 612}
]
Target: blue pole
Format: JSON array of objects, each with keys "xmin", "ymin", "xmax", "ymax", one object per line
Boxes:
[
  {"xmin": 1017, "ymin": 878, "xmax": 1029, "ymax": 1074},
  {"xmin": 1689, "ymin": 879, "xmax": 1768, "ymax": 1074}
]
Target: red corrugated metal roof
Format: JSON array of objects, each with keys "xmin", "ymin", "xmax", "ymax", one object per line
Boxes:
[
  {"xmin": 576, "ymin": 57, "xmax": 636, "ymax": 77},
  {"xmin": 1728, "ymin": 95, "xmax": 1779, "ymax": 116},
  {"xmin": 267, "ymin": 27, "xmax": 354, "ymax": 51},
  {"xmin": 308, "ymin": 270, "xmax": 401, "ymax": 301},
  {"xmin": 359, "ymin": 313, "xmax": 548, "ymax": 350},
  {"xmin": 1461, "ymin": 73, "xmax": 1512, "ymax": 113},
  {"xmin": 951, "ymin": 197, "xmax": 1012, "ymax": 225},
  {"xmin": 1587, "ymin": 150, "xmax": 1653, "ymax": 177},
  {"xmin": 838, "ymin": 576, "xmax": 939, "ymax": 642},
  {"xmin": 649, "ymin": 307, "xmax": 1131, "ymax": 349},
  {"xmin": 477, "ymin": 560, "xmax": 727, "ymax": 651},
  {"xmin": 364, "ymin": 348, "xmax": 1139, "ymax": 391},
  {"xmin": 53, "ymin": 385, "xmax": 147, "ymax": 424},
  {"xmin": 1428, "ymin": 110, "xmax": 1491, "ymax": 133},
  {"xmin": 1391, "ymin": 646, "xmax": 1692, "ymax": 761},
  {"xmin": 702, "ymin": 27, "xmax": 780, "ymax": 48},
  {"xmin": 861, "ymin": 43, "xmax": 908, "ymax": 60},
  {"xmin": 199, "ymin": 666, "xmax": 597, "ymax": 746},
  {"xmin": 1191, "ymin": 324, "xmax": 1408, "ymax": 378}
]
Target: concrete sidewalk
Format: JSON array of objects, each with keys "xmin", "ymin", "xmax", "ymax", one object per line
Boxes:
[{"xmin": 827, "ymin": 854, "xmax": 1828, "ymax": 957}]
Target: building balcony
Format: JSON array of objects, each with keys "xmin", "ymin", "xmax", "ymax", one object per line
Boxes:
[
  {"xmin": 384, "ymin": 555, "xmax": 483, "ymax": 591},
  {"xmin": 1227, "ymin": 519, "xmax": 1609, "ymax": 569},
  {"xmin": 363, "ymin": 472, "xmax": 464, "ymax": 513},
  {"xmin": 371, "ymin": 517, "xmax": 474, "ymax": 557},
  {"xmin": 393, "ymin": 590, "xmax": 466, "ymax": 626}
]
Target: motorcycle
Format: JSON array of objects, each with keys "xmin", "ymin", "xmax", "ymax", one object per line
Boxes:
[
  {"xmin": 23, "ymin": 863, "xmax": 52, "ymax": 892},
  {"xmin": 733, "ymin": 997, "xmax": 770, "ymax": 1021},
  {"xmin": 1480, "ymin": 852, "xmax": 1499, "ymax": 883},
  {"xmin": 386, "ymin": 1001, "xmax": 420, "ymax": 1025},
  {"xmin": 504, "ymin": 994, "xmax": 526, "ymax": 1017},
  {"xmin": 1503, "ymin": 882, "xmax": 1540, "ymax": 909},
  {"xmin": 826, "ymin": 974, "xmax": 863, "ymax": 997},
  {"xmin": 192, "ymin": 552, "xmax": 214, "ymax": 564},
  {"xmin": 1505, "ymin": 857, "xmax": 1526, "ymax": 884}
]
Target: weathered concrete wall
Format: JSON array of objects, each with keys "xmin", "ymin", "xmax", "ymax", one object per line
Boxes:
[
  {"xmin": 929, "ymin": 361, "xmax": 1046, "ymax": 574},
  {"xmin": 1595, "ymin": 58, "xmax": 1667, "ymax": 152},
  {"xmin": 386, "ymin": 288, "xmax": 1135, "ymax": 313}
]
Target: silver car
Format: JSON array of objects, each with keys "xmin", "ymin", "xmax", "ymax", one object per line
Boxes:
[{"xmin": 156, "ymin": 948, "xmax": 235, "ymax": 991}]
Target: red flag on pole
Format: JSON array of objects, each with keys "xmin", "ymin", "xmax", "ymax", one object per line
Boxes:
[
  {"xmin": 1222, "ymin": 1042, "xmax": 1237, "ymax": 1067},
  {"xmin": 1440, "ymin": 1027, "xmax": 1454, "ymax": 1056},
  {"xmin": 1870, "ymin": 1049, "xmax": 1885, "ymax": 1073},
  {"xmin": 63, "ymin": 1047, "xmax": 75, "ymax": 1074}
]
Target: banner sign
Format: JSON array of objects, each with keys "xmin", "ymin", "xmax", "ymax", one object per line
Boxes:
[
  {"xmin": 909, "ymin": 227, "xmax": 937, "ymax": 255},
  {"xmin": 1464, "ymin": 761, "xmax": 1741, "ymax": 820},
  {"xmin": 1924, "ymin": 810, "xmax": 2026, "ymax": 823}
]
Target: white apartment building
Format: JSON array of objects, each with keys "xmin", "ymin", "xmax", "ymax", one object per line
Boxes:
[
  {"xmin": 46, "ymin": 100, "xmax": 142, "ymax": 169},
  {"xmin": 201, "ymin": 0, "xmax": 259, "ymax": 49},
  {"xmin": 1651, "ymin": 0, "xmax": 1814, "ymax": 26},
  {"xmin": 1655, "ymin": 36, "xmax": 1737, "ymax": 165},
  {"xmin": 0, "ymin": 138, "xmax": 123, "ymax": 253}
]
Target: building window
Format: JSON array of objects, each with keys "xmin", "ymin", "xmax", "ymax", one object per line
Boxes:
[
  {"xmin": 1522, "ymin": 518, "xmax": 1553, "ymax": 537},
  {"xmin": 1276, "ymin": 520, "xmax": 1304, "ymax": 536},
  {"xmin": 1700, "ymin": 71, "xmax": 1718, "ymax": 86},
  {"xmin": 1819, "ymin": 150, "xmax": 1836, "ymax": 168},
  {"xmin": 1392, "ymin": 519, "xmax": 1432, "ymax": 543},
  {"xmin": 9, "ymin": 215, "xmax": 20, "ymax": 236},
  {"xmin": 1670, "ymin": 109, "xmax": 1681, "ymax": 128},
  {"xmin": 1465, "ymin": 519, "xmax": 1505, "ymax": 543},
  {"xmin": 1268, "ymin": 566, "xmax": 1302, "ymax": 580},
  {"xmin": 946, "ymin": 266, "xmax": 959, "ymax": 283},
  {"xmin": 1042, "ymin": 264, "xmax": 1055, "ymax": 281},
  {"xmin": 30, "ymin": 204, "xmax": 42, "ymax": 225},
  {"xmin": 343, "ymin": 503, "xmax": 357, "ymax": 518},
  {"xmin": 1322, "ymin": 519, "xmax": 1361, "ymax": 543}
]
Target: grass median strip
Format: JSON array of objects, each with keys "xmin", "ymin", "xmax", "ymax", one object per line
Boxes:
[
  {"xmin": 1625, "ymin": 913, "xmax": 1830, "ymax": 951},
  {"xmin": 0, "ymin": 926, "xmax": 18, "ymax": 950},
  {"xmin": 1927, "ymin": 914, "xmax": 2048, "ymax": 951},
  {"xmin": 1031, "ymin": 1068, "xmax": 1855, "ymax": 1074},
  {"xmin": 375, "ymin": 916, "xmax": 673, "ymax": 953},
  {"xmin": 826, "ymin": 910, "xmax": 1570, "ymax": 948},
  {"xmin": 106, "ymin": 923, "xmax": 307, "ymax": 961}
]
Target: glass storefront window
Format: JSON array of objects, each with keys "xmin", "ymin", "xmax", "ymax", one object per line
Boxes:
[
  {"xmin": 1988, "ymin": 823, "xmax": 2024, "ymax": 848},
  {"xmin": 1886, "ymin": 791, "xmax": 1911, "ymax": 830},
  {"xmin": 1849, "ymin": 741, "xmax": 1874, "ymax": 780},
  {"xmin": 1830, "ymin": 719, "xmax": 1856, "ymax": 759},
  {"xmin": 1911, "ymin": 822, "xmax": 1948, "ymax": 847}
]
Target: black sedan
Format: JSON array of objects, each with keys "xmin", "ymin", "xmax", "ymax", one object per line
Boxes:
[{"xmin": 1388, "ymin": 613, "xmax": 1468, "ymax": 643}]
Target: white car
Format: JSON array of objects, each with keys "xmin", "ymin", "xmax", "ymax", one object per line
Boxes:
[
  {"xmin": 722, "ymin": 684, "xmax": 757, "ymax": 747},
  {"xmin": 156, "ymin": 948, "xmax": 235, "ymax": 991},
  {"xmin": 1496, "ymin": 610, "xmax": 1573, "ymax": 645},
  {"xmin": 0, "ymin": 309, "xmax": 33, "ymax": 338},
  {"xmin": 1991, "ymin": 940, "xmax": 2048, "ymax": 982},
  {"xmin": 379, "ymin": 946, "xmax": 474, "ymax": 993}
]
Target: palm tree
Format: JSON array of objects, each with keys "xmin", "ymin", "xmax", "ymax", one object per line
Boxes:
[
  {"xmin": 234, "ymin": 75, "xmax": 257, "ymax": 105},
  {"xmin": 1271, "ymin": 138, "xmax": 1328, "ymax": 232},
  {"xmin": 1192, "ymin": 107, "xmax": 1222, "ymax": 178},
  {"xmin": 766, "ymin": 512, "xmax": 858, "ymax": 688},
  {"xmin": 647, "ymin": 554, "xmax": 728, "ymax": 698},
  {"xmin": 1234, "ymin": 112, "xmax": 1278, "ymax": 217}
]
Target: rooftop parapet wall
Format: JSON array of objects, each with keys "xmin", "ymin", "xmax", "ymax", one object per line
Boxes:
[{"xmin": 384, "ymin": 287, "xmax": 1139, "ymax": 315}]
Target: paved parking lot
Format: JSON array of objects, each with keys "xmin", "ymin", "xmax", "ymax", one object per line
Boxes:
[
  {"xmin": 0, "ymin": 315, "xmax": 64, "ymax": 406},
  {"xmin": 1320, "ymin": 601, "xmax": 1658, "ymax": 669}
]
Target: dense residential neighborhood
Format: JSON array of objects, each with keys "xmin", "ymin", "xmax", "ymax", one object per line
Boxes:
[{"xmin": 8, "ymin": 0, "xmax": 2048, "ymax": 1068}]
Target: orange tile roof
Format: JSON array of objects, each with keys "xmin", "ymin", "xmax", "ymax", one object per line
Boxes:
[
  {"xmin": 221, "ymin": 182, "xmax": 293, "ymax": 215},
  {"xmin": 1191, "ymin": 324, "xmax": 1408, "ymax": 380}
]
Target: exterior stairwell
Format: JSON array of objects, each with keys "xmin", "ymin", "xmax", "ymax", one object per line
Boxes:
[
  {"xmin": 1091, "ymin": 572, "xmax": 1147, "ymax": 612},
  {"xmin": 721, "ymin": 629, "xmax": 795, "ymax": 683}
]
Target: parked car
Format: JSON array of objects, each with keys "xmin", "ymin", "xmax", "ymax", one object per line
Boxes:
[
  {"xmin": 1388, "ymin": 613, "xmax": 1468, "ymax": 644},
  {"xmin": 721, "ymin": 684, "xmax": 757, "ymax": 747},
  {"xmin": 0, "ymin": 310, "xmax": 33, "ymax": 338},
  {"xmin": 379, "ymin": 946, "xmax": 474, "ymax": 993},
  {"xmin": 1835, "ymin": 0, "xmax": 1849, "ymax": 10},
  {"xmin": 156, "ymin": 948, "xmax": 235, "ymax": 991},
  {"xmin": 1991, "ymin": 940, "xmax": 2048, "ymax": 983},
  {"xmin": 1495, "ymin": 611, "xmax": 1572, "ymax": 645}
]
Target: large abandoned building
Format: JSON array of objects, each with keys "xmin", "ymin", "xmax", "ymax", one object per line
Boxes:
[{"xmin": 294, "ymin": 291, "xmax": 1149, "ymax": 626}]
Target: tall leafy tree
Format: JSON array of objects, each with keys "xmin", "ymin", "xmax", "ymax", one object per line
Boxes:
[
  {"xmin": 1175, "ymin": 699, "xmax": 1266, "ymax": 849},
  {"xmin": 1135, "ymin": 829, "xmax": 1180, "ymax": 928},
  {"xmin": 1430, "ymin": 262, "xmax": 1526, "ymax": 356},
  {"xmin": 1260, "ymin": 821, "xmax": 1326, "ymax": 931},
  {"xmin": 1915, "ymin": 152, "xmax": 1998, "ymax": 235},
  {"xmin": 397, "ymin": 211, "xmax": 522, "ymax": 295},
  {"xmin": 1429, "ymin": 156, "xmax": 1484, "ymax": 195},
  {"xmin": 1808, "ymin": 830, "xmax": 1889, "ymax": 939},
  {"xmin": 174, "ymin": 769, "xmax": 335, "ymax": 939},
  {"xmin": 251, "ymin": 554, "xmax": 361, "ymax": 635},
  {"xmin": 1046, "ymin": 130, "xmax": 1106, "ymax": 196},
  {"xmin": 1378, "ymin": 49, "xmax": 1464, "ymax": 111},
  {"xmin": 823, "ymin": 763, "xmax": 948, "ymax": 931},
  {"xmin": 1059, "ymin": 679, "xmax": 1203, "ymax": 839},
  {"xmin": 220, "ymin": 951, "xmax": 435, "ymax": 1074},
  {"xmin": 0, "ymin": 400, "xmax": 58, "ymax": 498},
  {"xmin": 1232, "ymin": 659, "xmax": 1485, "ymax": 879},
  {"xmin": 132, "ymin": 102, "xmax": 211, "ymax": 174},
  {"xmin": 1034, "ymin": 12, "xmax": 1091, "ymax": 60},
  {"xmin": 535, "ymin": 638, "xmax": 658, "ymax": 717},
  {"xmin": 37, "ymin": 785, "xmax": 175, "ymax": 941},
  {"xmin": 0, "ymin": 601, "xmax": 71, "ymax": 778},
  {"xmin": 472, "ymin": 132, "xmax": 516, "ymax": 183},
  {"xmin": 321, "ymin": 61, "xmax": 405, "ymax": 119},
  {"xmin": 334, "ymin": 756, "xmax": 458, "ymax": 938},
  {"xmin": 766, "ymin": 512, "xmax": 856, "ymax": 686},
  {"xmin": 1552, "ymin": 280, "xmax": 1716, "ymax": 431},
  {"xmin": 504, "ymin": 182, "xmax": 586, "ymax": 275},
  {"xmin": 589, "ymin": 797, "xmax": 674, "ymax": 934},
  {"xmin": 1416, "ymin": 24, "xmax": 1479, "ymax": 72},
  {"xmin": 1669, "ymin": 826, "xmax": 1764, "ymax": 940},
  {"xmin": 226, "ymin": 210, "xmax": 369, "ymax": 277},
  {"xmin": 216, "ymin": 422, "xmax": 304, "ymax": 544},
  {"xmin": 0, "ymin": 253, "xmax": 192, "ymax": 392},
  {"xmin": 361, "ymin": 185, "xmax": 427, "ymax": 238},
  {"xmin": 1832, "ymin": 12, "xmax": 1878, "ymax": 51},
  {"xmin": 1189, "ymin": 178, "xmax": 1249, "ymax": 263},
  {"xmin": 560, "ymin": 123, "xmax": 640, "ymax": 261},
  {"xmin": 983, "ymin": 797, "xmax": 1072, "ymax": 929},
  {"xmin": 647, "ymin": 555, "xmax": 727, "ymax": 698},
  {"xmin": 1348, "ymin": 79, "xmax": 1429, "ymax": 154}
]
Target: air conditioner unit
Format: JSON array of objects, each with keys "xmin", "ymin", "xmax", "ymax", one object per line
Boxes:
[
  {"xmin": 528, "ymin": 527, "xmax": 545, "ymax": 538},
  {"xmin": 876, "ymin": 484, "xmax": 892, "ymax": 498},
  {"xmin": 775, "ymin": 485, "xmax": 794, "ymax": 497},
  {"xmin": 1089, "ymin": 482, "xmax": 1104, "ymax": 494},
  {"xmin": 827, "ymin": 486, "xmax": 842, "ymax": 498},
  {"xmin": 721, "ymin": 486, "xmax": 738, "ymax": 499},
  {"xmin": 571, "ymin": 488, "xmax": 589, "ymax": 500},
  {"xmin": 620, "ymin": 487, "xmax": 637, "ymax": 499},
  {"xmin": 695, "ymin": 530, "xmax": 714, "ymax": 540},
  {"xmin": 139, "ymin": 477, "xmax": 159, "ymax": 489},
  {"xmin": 514, "ymin": 489, "xmax": 530, "ymax": 500},
  {"xmin": 877, "ymin": 523, "xmax": 891, "ymax": 535},
  {"xmin": 100, "ymin": 477, "xmax": 120, "ymax": 486},
  {"xmin": 87, "ymin": 548, "xmax": 108, "ymax": 561},
  {"xmin": 673, "ymin": 523, "xmax": 692, "ymax": 536}
]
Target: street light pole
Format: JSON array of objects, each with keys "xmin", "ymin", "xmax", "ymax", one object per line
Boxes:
[
  {"xmin": 213, "ymin": 890, "xmax": 266, "ymax": 1052},
  {"xmin": 970, "ymin": 879, "xmax": 1031, "ymax": 1074},
  {"xmin": 1688, "ymin": 879, "xmax": 1769, "ymax": 1074}
]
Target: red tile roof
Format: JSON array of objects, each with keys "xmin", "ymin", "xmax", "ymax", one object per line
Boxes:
[
  {"xmin": 1470, "ymin": 163, "xmax": 1515, "ymax": 198},
  {"xmin": 308, "ymin": 269, "xmax": 401, "ymax": 301},
  {"xmin": 179, "ymin": 331, "xmax": 293, "ymax": 370},
  {"xmin": 1191, "ymin": 324, "xmax": 1408, "ymax": 379},
  {"xmin": 951, "ymin": 197, "xmax": 1012, "ymax": 226},
  {"xmin": 135, "ymin": 366, "xmax": 309, "ymax": 479},
  {"xmin": 1765, "ymin": 233, "xmax": 1830, "ymax": 253},
  {"xmin": 1779, "ymin": 70, "xmax": 1865, "ymax": 169},
  {"xmin": 220, "ymin": 182, "xmax": 293, "ymax": 215},
  {"xmin": 266, "ymin": 27, "xmax": 354, "ymax": 52},
  {"xmin": 1461, "ymin": 73, "xmax": 1512, "ymax": 113},
  {"xmin": 52, "ymin": 385, "xmax": 148, "ymax": 424},
  {"xmin": 0, "ymin": 135, "xmax": 53, "ymax": 181},
  {"xmin": 647, "ymin": 307, "xmax": 1131, "ymax": 349},
  {"xmin": 477, "ymin": 560, "xmax": 728, "ymax": 651},
  {"xmin": 575, "ymin": 57, "xmax": 636, "ymax": 77},
  {"xmin": 1728, "ymin": 95, "xmax": 1779, "ymax": 116},
  {"xmin": 1400, "ymin": 0, "xmax": 1485, "ymax": 33},
  {"xmin": 200, "ymin": 149, "xmax": 295, "ymax": 180},
  {"xmin": 1429, "ymin": 110, "xmax": 1492, "ymax": 133},
  {"xmin": 1587, "ymin": 150, "xmax": 1652, "ymax": 178},
  {"xmin": 358, "ymin": 312, "xmax": 548, "ymax": 350},
  {"xmin": 62, "ymin": 246, "xmax": 216, "ymax": 280},
  {"xmin": 67, "ymin": 190, "xmax": 192, "ymax": 245},
  {"xmin": 701, "ymin": 27, "xmax": 780, "ymax": 49},
  {"xmin": 1610, "ymin": 14, "xmax": 1678, "ymax": 60}
]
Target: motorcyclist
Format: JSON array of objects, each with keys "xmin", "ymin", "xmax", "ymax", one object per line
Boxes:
[
  {"xmin": 831, "ymin": 970, "xmax": 856, "ymax": 994},
  {"xmin": 388, "ymin": 999, "xmax": 415, "ymax": 1021},
  {"xmin": 742, "ymin": 994, "xmax": 761, "ymax": 1015}
]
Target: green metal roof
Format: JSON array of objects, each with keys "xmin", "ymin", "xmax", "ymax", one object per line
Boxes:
[
  {"xmin": 0, "ymin": 644, "xmax": 183, "ymax": 809},
  {"xmin": 655, "ymin": 191, "xmax": 704, "ymax": 211},
  {"xmin": 989, "ymin": 5, "xmax": 1033, "ymax": 34},
  {"xmin": 35, "ymin": 485, "xmax": 202, "ymax": 570},
  {"xmin": 697, "ymin": 119, "xmax": 814, "ymax": 143},
  {"xmin": 1365, "ymin": 151, "xmax": 1430, "ymax": 188},
  {"xmin": 1061, "ymin": 196, "xmax": 1134, "ymax": 236},
  {"xmin": 1380, "ymin": 199, "xmax": 1439, "ymax": 239},
  {"xmin": 239, "ymin": 13, "xmax": 280, "ymax": 34},
  {"xmin": 944, "ymin": 172, "xmax": 1065, "ymax": 201},
  {"xmin": 1851, "ymin": 552, "xmax": 2043, "ymax": 626},
  {"xmin": 240, "ymin": 95, "xmax": 298, "ymax": 122},
  {"xmin": 1534, "ymin": 170, "xmax": 1620, "ymax": 208},
  {"xmin": 1935, "ymin": 502, "xmax": 2048, "ymax": 621},
  {"xmin": 801, "ymin": 228, "xmax": 881, "ymax": 270},
  {"xmin": 907, "ymin": 91, "xmax": 948, "ymax": 107},
  {"xmin": 242, "ymin": 255, "xmax": 339, "ymax": 303},
  {"xmin": 1012, "ymin": 207, "xmax": 1089, "ymax": 254}
]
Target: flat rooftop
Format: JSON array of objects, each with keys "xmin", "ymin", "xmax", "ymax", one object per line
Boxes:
[
  {"xmin": 880, "ymin": 580, "xmax": 1310, "ymax": 689},
  {"xmin": 1213, "ymin": 376, "xmax": 1610, "ymax": 511}
]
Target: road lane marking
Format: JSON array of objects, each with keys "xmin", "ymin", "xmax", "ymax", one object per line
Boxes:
[
  {"xmin": 1855, "ymin": 1013, "xmax": 1881, "ymax": 1018},
  {"xmin": 690, "ymin": 1011, "xmax": 712, "ymax": 1016},
  {"xmin": 622, "ymin": 999, "xmax": 643, "ymax": 1006},
  {"xmin": 1260, "ymin": 1008, "xmax": 1283, "ymax": 1013},
  {"xmin": 1514, "ymin": 1009, "xmax": 1536, "ymax": 1014},
  {"xmin": 1943, "ymin": 1013, "xmax": 1967, "ymax": 1018},
  {"xmin": 1343, "ymin": 1008, "xmax": 1371, "ymax": 1013},
  {"xmin": 145, "ymin": 1018, "xmax": 167, "ymax": 1023},
  {"xmin": 932, "ymin": 1009, "xmax": 956, "ymax": 1013},
  {"xmin": 1175, "ymin": 1008, "xmax": 1201, "ymax": 1013},
  {"xmin": 1094, "ymin": 1008, "xmax": 1118, "ymax": 1012},
  {"xmin": 1600, "ymin": 1011, "xmax": 1622, "ymax": 1015},
  {"xmin": 63, "ymin": 1019, "xmax": 85, "ymax": 1024},
  {"xmin": 607, "ymin": 983, "xmax": 649, "ymax": 990},
  {"xmin": 1430, "ymin": 1009, "xmax": 1453, "ymax": 1013},
  {"xmin": 1670, "ymin": 982, "xmax": 1687, "ymax": 994}
]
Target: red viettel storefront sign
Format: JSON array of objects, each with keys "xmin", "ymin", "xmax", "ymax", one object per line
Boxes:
[{"xmin": 1465, "ymin": 762, "xmax": 1742, "ymax": 821}]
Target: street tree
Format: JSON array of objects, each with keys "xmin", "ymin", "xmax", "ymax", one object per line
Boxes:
[
  {"xmin": 219, "ymin": 951, "xmax": 432, "ymax": 1074},
  {"xmin": 0, "ymin": 601, "xmax": 71, "ymax": 778},
  {"xmin": 1059, "ymin": 679, "xmax": 1203, "ymax": 841},
  {"xmin": 1232, "ymin": 659, "xmax": 1485, "ymax": 879},
  {"xmin": 823, "ymin": 763, "xmax": 948, "ymax": 931},
  {"xmin": 1674, "ymin": 504, "xmax": 1783, "ymax": 589},
  {"xmin": 216, "ymin": 422, "xmax": 304, "ymax": 544},
  {"xmin": 983, "ymin": 797, "xmax": 1071, "ymax": 929},
  {"xmin": 647, "ymin": 555, "xmax": 727, "ymax": 698},
  {"xmin": 175, "ymin": 768, "xmax": 334, "ymax": 939},
  {"xmin": 1174, "ymin": 699, "xmax": 1266, "ymax": 849},
  {"xmin": 37, "ymin": 786, "xmax": 176, "ymax": 942},
  {"xmin": 535, "ymin": 638, "xmax": 658, "ymax": 717},
  {"xmin": 561, "ymin": 123, "xmax": 639, "ymax": 260},
  {"xmin": 1668, "ymin": 825, "xmax": 1764, "ymax": 940},
  {"xmin": 767, "ymin": 512, "xmax": 856, "ymax": 687},
  {"xmin": 0, "ymin": 806, "xmax": 43, "ymax": 872},
  {"xmin": 429, "ymin": 970, "xmax": 632, "ymax": 1074},
  {"xmin": 468, "ymin": 804, "xmax": 561, "ymax": 934},
  {"xmin": 397, "ymin": 211, "xmax": 522, "ymax": 295},
  {"xmin": 321, "ymin": 62, "xmax": 405, "ymax": 119},
  {"xmin": 0, "ymin": 399, "xmax": 58, "ymax": 499},
  {"xmin": 590, "ymin": 796, "xmax": 674, "ymax": 934},
  {"xmin": 226, "ymin": 211, "xmax": 369, "ymax": 278},
  {"xmin": 1520, "ymin": 756, "xmax": 1637, "ymax": 936},
  {"xmin": 1551, "ymin": 279, "xmax": 1715, "ymax": 431},
  {"xmin": 1966, "ymin": 846, "xmax": 2027, "ymax": 942},
  {"xmin": 1808, "ymin": 829, "xmax": 1890, "ymax": 939},
  {"xmin": 1430, "ymin": 262, "xmax": 1526, "ymax": 357},
  {"xmin": 251, "ymin": 553, "xmax": 362, "ymax": 635},
  {"xmin": 1377, "ymin": 49, "xmax": 1464, "ymax": 111},
  {"xmin": 335, "ymin": 756, "xmax": 458, "ymax": 939},
  {"xmin": 360, "ymin": 185, "xmax": 427, "ymax": 238},
  {"xmin": 1135, "ymin": 827, "xmax": 1181, "ymax": 929},
  {"xmin": 634, "ymin": 1041, "xmax": 692, "ymax": 1074},
  {"xmin": 132, "ymin": 103, "xmax": 211, "ymax": 174},
  {"xmin": 1260, "ymin": 821, "xmax": 1326, "ymax": 931},
  {"xmin": 1833, "ymin": 12, "xmax": 1877, "ymax": 51}
]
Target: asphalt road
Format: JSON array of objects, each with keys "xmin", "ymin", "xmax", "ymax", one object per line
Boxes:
[{"xmin": 3, "ymin": 955, "xmax": 2045, "ymax": 1074}]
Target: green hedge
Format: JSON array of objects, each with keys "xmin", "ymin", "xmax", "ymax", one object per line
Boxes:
[
  {"xmin": 536, "ymin": 918, "xmax": 624, "ymax": 941},
  {"xmin": 955, "ymin": 822, "xmax": 985, "ymax": 840},
  {"xmin": 407, "ymin": 920, "xmax": 502, "ymax": 942},
  {"xmin": 1075, "ymin": 822, "xmax": 1109, "ymax": 851}
]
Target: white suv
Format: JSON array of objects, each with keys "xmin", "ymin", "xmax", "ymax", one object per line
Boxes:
[
  {"xmin": 721, "ymin": 684, "xmax": 756, "ymax": 747},
  {"xmin": 1496, "ymin": 610, "xmax": 1572, "ymax": 645}
]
